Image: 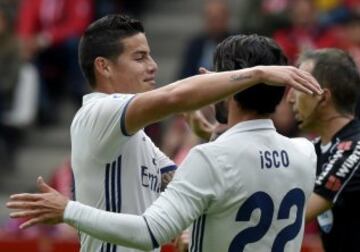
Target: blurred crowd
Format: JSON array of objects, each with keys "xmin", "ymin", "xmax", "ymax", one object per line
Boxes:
[
  {"xmin": 0, "ymin": 0, "xmax": 359, "ymax": 251},
  {"xmin": 0, "ymin": 0, "xmax": 149, "ymax": 172}
]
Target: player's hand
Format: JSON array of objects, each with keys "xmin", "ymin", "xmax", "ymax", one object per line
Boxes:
[
  {"xmin": 181, "ymin": 67, "xmax": 216, "ymax": 141},
  {"xmin": 198, "ymin": 67, "xmax": 212, "ymax": 75},
  {"xmin": 255, "ymin": 66, "xmax": 323, "ymax": 96},
  {"xmin": 184, "ymin": 110, "xmax": 216, "ymax": 141},
  {"xmin": 6, "ymin": 177, "xmax": 69, "ymax": 229}
]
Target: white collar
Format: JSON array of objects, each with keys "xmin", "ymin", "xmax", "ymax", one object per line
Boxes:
[{"xmin": 217, "ymin": 119, "xmax": 275, "ymax": 140}]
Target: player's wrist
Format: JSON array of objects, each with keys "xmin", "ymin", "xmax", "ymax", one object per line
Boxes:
[
  {"xmin": 63, "ymin": 200, "xmax": 78, "ymax": 226},
  {"xmin": 250, "ymin": 66, "xmax": 264, "ymax": 84}
]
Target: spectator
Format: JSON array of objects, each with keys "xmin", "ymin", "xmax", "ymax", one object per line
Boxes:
[
  {"xmin": 16, "ymin": 0, "xmax": 94, "ymax": 125},
  {"xmin": 0, "ymin": 1, "xmax": 39, "ymax": 170},
  {"xmin": 239, "ymin": 0, "xmax": 289, "ymax": 36},
  {"xmin": 273, "ymin": 0, "xmax": 338, "ymax": 64},
  {"xmin": 179, "ymin": 0, "xmax": 231, "ymax": 78}
]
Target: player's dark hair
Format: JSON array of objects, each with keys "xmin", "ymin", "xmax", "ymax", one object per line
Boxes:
[
  {"xmin": 298, "ymin": 48, "xmax": 360, "ymax": 115},
  {"xmin": 214, "ymin": 34, "xmax": 288, "ymax": 115},
  {"xmin": 79, "ymin": 14, "xmax": 144, "ymax": 87}
]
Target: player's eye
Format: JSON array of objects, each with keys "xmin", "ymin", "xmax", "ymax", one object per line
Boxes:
[{"xmin": 134, "ymin": 53, "xmax": 146, "ymax": 61}]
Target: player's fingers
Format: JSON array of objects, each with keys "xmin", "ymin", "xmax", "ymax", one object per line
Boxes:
[
  {"xmin": 297, "ymin": 71, "xmax": 322, "ymax": 95},
  {"xmin": 292, "ymin": 74, "xmax": 317, "ymax": 95},
  {"xmin": 10, "ymin": 208, "xmax": 50, "ymax": 218},
  {"xmin": 198, "ymin": 67, "xmax": 211, "ymax": 75},
  {"xmin": 288, "ymin": 78, "xmax": 314, "ymax": 95},
  {"xmin": 19, "ymin": 216, "xmax": 47, "ymax": 229},
  {"xmin": 9, "ymin": 193, "xmax": 43, "ymax": 201},
  {"xmin": 6, "ymin": 200, "xmax": 43, "ymax": 209},
  {"xmin": 37, "ymin": 176, "xmax": 57, "ymax": 193}
]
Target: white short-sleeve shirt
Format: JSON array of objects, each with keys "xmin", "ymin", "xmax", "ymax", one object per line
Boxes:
[
  {"xmin": 71, "ymin": 92, "xmax": 176, "ymax": 252},
  {"xmin": 145, "ymin": 119, "xmax": 316, "ymax": 252}
]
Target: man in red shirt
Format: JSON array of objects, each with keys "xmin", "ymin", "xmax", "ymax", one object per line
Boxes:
[{"xmin": 16, "ymin": 0, "xmax": 94, "ymax": 124}]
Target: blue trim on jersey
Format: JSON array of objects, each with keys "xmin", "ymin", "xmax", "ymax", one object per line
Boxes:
[
  {"xmin": 190, "ymin": 218, "xmax": 201, "ymax": 252},
  {"xmin": 116, "ymin": 155, "xmax": 122, "ymax": 213},
  {"xmin": 111, "ymin": 161, "xmax": 117, "ymax": 213},
  {"xmin": 105, "ymin": 163, "xmax": 111, "ymax": 211},
  {"xmin": 70, "ymin": 167, "xmax": 76, "ymax": 201},
  {"xmin": 190, "ymin": 215, "xmax": 206, "ymax": 252},
  {"xmin": 198, "ymin": 215, "xmax": 206, "ymax": 252},
  {"xmin": 120, "ymin": 96, "xmax": 136, "ymax": 136},
  {"xmin": 190, "ymin": 219, "xmax": 196, "ymax": 252},
  {"xmin": 104, "ymin": 156, "xmax": 122, "ymax": 251},
  {"xmin": 160, "ymin": 165, "xmax": 177, "ymax": 174},
  {"xmin": 143, "ymin": 216, "xmax": 160, "ymax": 249}
]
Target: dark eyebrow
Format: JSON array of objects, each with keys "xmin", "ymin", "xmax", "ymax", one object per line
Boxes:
[{"xmin": 133, "ymin": 50, "xmax": 149, "ymax": 55}]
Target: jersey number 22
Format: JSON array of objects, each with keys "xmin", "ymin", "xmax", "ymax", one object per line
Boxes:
[{"xmin": 229, "ymin": 188, "xmax": 305, "ymax": 252}]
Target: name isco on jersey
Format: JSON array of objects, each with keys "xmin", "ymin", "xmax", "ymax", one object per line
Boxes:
[
  {"xmin": 141, "ymin": 166, "xmax": 160, "ymax": 193},
  {"xmin": 259, "ymin": 150, "xmax": 289, "ymax": 169}
]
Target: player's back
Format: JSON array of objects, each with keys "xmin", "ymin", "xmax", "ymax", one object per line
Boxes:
[{"xmin": 190, "ymin": 119, "xmax": 316, "ymax": 252}]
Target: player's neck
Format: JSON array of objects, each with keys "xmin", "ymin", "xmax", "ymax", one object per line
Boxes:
[
  {"xmin": 319, "ymin": 114, "xmax": 354, "ymax": 144},
  {"xmin": 228, "ymin": 104, "xmax": 268, "ymax": 128}
]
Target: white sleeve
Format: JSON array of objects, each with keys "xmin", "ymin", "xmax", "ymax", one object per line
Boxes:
[
  {"xmin": 92, "ymin": 94, "xmax": 135, "ymax": 138},
  {"xmin": 64, "ymin": 146, "xmax": 219, "ymax": 249},
  {"xmin": 143, "ymin": 146, "xmax": 220, "ymax": 245},
  {"xmin": 86, "ymin": 94, "xmax": 135, "ymax": 159},
  {"xmin": 64, "ymin": 201, "xmax": 155, "ymax": 250}
]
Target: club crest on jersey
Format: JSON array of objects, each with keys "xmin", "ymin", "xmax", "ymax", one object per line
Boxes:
[{"xmin": 337, "ymin": 141, "xmax": 352, "ymax": 151}]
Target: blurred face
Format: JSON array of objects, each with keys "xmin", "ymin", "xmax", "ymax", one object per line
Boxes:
[
  {"xmin": 290, "ymin": 0, "xmax": 316, "ymax": 27},
  {"xmin": 205, "ymin": 1, "xmax": 229, "ymax": 37},
  {"xmin": 109, "ymin": 33, "xmax": 158, "ymax": 93},
  {"xmin": 286, "ymin": 60, "xmax": 321, "ymax": 131}
]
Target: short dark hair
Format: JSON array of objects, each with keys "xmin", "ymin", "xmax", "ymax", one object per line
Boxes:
[
  {"xmin": 214, "ymin": 34, "xmax": 288, "ymax": 115},
  {"xmin": 298, "ymin": 48, "xmax": 360, "ymax": 115},
  {"xmin": 79, "ymin": 14, "xmax": 144, "ymax": 87}
]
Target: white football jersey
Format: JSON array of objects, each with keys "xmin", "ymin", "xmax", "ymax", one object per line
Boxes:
[
  {"xmin": 71, "ymin": 92, "xmax": 176, "ymax": 252},
  {"xmin": 145, "ymin": 119, "xmax": 316, "ymax": 252}
]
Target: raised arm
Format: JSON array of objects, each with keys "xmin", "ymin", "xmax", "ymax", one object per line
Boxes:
[{"xmin": 125, "ymin": 66, "xmax": 322, "ymax": 134}]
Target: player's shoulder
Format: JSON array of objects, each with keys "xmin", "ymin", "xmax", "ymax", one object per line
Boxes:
[
  {"xmin": 188, "ymin": 141, "xmax": 230, "ymax": 166},
  {"xmin": 289, "ymin": 137, "xmax": 316, "ymax": 156},
  {"xmin": 289, "ymin": 136, "xmax": 313, "ymax": 146},
  {"xmin": 92, "ymin": 93, "xmax": 133, "ymax": 106}
]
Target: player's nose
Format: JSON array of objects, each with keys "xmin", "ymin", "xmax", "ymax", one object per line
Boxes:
[{"xmin": 148, "ymin": 56, "xmax": 158, "ymax": 73}]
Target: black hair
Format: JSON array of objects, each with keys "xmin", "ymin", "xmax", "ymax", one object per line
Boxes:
[
  {"xmin": 298, "ymin": 48, "xmax": 360, "ymax": 115},
  {"xmin": 78, "ymin": 14, "xmax": 144, "ymax": 87},
  {"xmin": 214, "ymin": 34, "xmax": 288, "ymax": 115}
]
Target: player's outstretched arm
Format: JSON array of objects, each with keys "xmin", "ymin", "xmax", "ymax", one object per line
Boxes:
[
  {"xmin": 7, "ymin": 177, "xmax": 155, "ymax": 250},
  {"xmin": 125, "ymin": 66, "xmax": 322, "ymax": 134}
]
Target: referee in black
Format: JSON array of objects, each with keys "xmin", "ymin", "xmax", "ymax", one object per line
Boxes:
[{"xmin": 287, "ymin": 48, "xmax": 360, "ymax": 252}]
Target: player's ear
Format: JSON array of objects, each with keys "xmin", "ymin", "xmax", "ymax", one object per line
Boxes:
[
  {"xmin": 318, "ymin": 88, "xmax": 330, "ymax": 107},
  {"xmin": 94, "ymin": 57, "xmax": 111, "ymax": 78}
]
